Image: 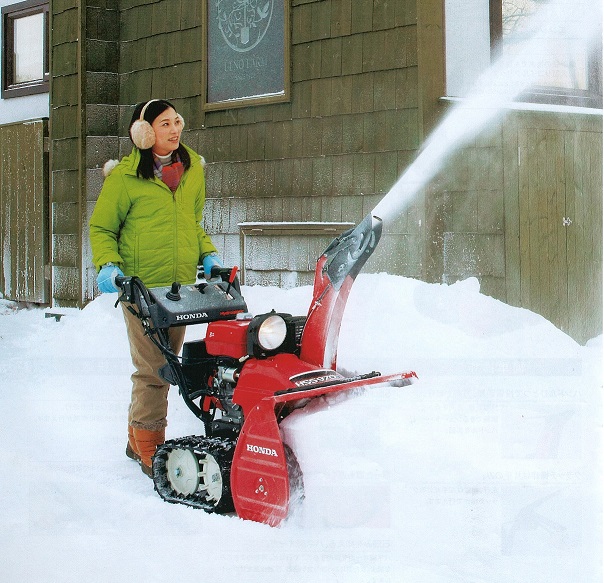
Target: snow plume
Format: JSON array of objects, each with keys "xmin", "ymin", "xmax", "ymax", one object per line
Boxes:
[{"xmin": 372, "ymin": 0, "xmax": 602, "ymax": 225}]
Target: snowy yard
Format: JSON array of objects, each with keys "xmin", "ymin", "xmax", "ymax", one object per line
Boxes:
[{"xmin": 0, "ymin": 273, "xmax": 600, "ymax": 582}]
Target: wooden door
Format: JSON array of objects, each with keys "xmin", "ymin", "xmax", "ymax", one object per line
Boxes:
[
  {"xmin": 0, "ymin": 119, "xmax": 49, "ymax": 303},
  {"xmin": 516, "ymin": 120, "xmax": 602, "ymax": 343}
]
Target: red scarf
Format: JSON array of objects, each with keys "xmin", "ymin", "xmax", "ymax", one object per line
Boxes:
[{"xmin": 161, "ymin": 161, "xmax": 184, "ymax": 192}]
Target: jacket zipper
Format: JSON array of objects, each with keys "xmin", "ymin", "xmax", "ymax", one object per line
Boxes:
[{"xmin": 151, "ymin": 176, "xmax": 180, "ymax": 283}]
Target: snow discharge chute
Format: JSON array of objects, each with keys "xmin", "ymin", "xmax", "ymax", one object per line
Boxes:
[{"xmin": 300, "ymin": 213, "xmax": 383, "ymax": 369}]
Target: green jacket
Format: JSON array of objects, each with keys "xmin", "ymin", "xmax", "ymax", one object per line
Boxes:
[{"xmin": 89, "ymin": 145, "xmax": 218, "ymax": 288}]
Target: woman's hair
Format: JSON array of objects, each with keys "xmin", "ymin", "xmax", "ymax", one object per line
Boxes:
[{"xmin": 129, "ymin": 99, "xmax": 191, "ymax": 179}]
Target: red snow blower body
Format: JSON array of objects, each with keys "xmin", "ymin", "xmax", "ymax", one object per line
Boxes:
[{"xmin": 116, "ymin": 213, "xmax": 417, "ymax": 526}]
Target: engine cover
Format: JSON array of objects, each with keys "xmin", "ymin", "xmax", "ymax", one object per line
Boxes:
[{"xmin": 206, "ymin": 319, "xmax": 250, "ymax": 359}]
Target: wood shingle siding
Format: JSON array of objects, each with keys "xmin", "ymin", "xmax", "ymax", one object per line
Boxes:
[{"xmin": 39, "ymin": 0, "xmax": 600, "ymax": 342}]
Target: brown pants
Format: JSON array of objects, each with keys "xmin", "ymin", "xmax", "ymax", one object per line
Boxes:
[{"xmin": 121, "ymin": 304, "xmax": 186, "ymax": 431}]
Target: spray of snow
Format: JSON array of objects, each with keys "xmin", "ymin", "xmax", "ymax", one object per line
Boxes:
[{"xmin": 372, "ymin": 0, "xmax": 602, "ymax": 225}]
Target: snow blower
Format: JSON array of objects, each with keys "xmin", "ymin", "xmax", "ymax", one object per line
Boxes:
[{"xmin": 115, "ymin": 213, "xmax": 417, "ymax": 526}]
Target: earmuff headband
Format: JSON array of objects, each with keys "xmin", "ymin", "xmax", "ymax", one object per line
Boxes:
[{"xmin": 139, "ymin": 99, "xmax": 160, "ymax": 123}]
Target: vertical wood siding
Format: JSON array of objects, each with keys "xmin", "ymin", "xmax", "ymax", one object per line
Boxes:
[
  {"xmin": 0, "ymin": 120, "xmax": 49, "ymax": 303},
  {"xmin": 506, "ymin": 112, "xmax": 602, "ymax": 344},
  {"xmin": 563, "ymin": 129, "xmax": 602, "ymax": 342},
  {"xmin": 426, "ymin": 110, "xmax": 601, "ymax": 344}
]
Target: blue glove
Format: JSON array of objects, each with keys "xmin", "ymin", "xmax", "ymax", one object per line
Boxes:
[
  {"xmin": 97, "ymin": 264, "xmax": 124, "ymax": 293},
  {"xmin": 202, "ymin": 254, "xmax": 222, "ymax": 280}
]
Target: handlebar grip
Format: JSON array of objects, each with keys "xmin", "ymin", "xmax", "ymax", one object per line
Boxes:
[
  {"xmin": 114, "ymin": 275, "xmax": 127, "ymax": 288},
  {"xmin": 210, "ymin": 265, "xmax": 229, "ymax": 278}
]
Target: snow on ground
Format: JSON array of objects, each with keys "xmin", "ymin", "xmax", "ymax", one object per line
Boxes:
[{"xmin": 0, "ymin": 274, "xmax": 601, "ymax": 583}]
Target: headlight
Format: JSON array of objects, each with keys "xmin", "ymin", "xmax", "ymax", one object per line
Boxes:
[
  {"xmin": 247, "ymin": 312, "xmax": 292, "ymax": 358},
  {"xmin": 257, "ymin": 314, "xmax": 287, "ymax": 350}
]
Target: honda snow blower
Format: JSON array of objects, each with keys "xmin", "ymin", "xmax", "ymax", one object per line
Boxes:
[{"xmin": 115, "ymin": 213, "xmax": 417, "ymax": 526}]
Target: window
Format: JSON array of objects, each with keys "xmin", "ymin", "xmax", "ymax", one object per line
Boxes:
[
  {"xmin": 203, "ymin": 0, "xmax": 291, "ymax": 110},
  {"xmin": 2, "ymin": 0, "xmax": 49, "ymax": 99},
  {"xmin": 445, "ymin": 0, "xmax": 602, "ymax": 108},
  {"xmin": 490, "ymin": 0, "xmax": 602, "ymax": 108}
]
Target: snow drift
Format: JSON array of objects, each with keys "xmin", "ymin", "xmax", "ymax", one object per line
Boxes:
[{"xmin": 0, "ymin": 274, "xmax": 601, "ymax": 583}]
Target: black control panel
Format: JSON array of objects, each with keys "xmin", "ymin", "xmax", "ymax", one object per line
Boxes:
[{"xmin": 147, "ymin": 281, "xmax": 248, "ymax": 328}]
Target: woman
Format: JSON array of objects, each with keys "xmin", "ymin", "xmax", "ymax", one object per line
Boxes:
[{"xmin": 89, "ymin": 99, "xmax": 222, "ymax": 477}]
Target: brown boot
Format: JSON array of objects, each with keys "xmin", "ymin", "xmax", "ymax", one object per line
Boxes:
[
  {"xmin": 132, "ymin": 427, "xmax": 165, "ymax": 478},
  {"xmin": 126, "ymin": 425, "xmax": 141, "ymax": 462}
]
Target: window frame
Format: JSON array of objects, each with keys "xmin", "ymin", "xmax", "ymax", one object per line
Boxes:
[
  {"xmin": 2, "ymin": 0, "xmax": 49, "ymax": 99},
  {"xmin": 489, "ymin": 0, "xmax": 602, "ymax": 108},
  {"xmin": 202, "ymin": 0, "xmax": 291, "ymax": 111}
]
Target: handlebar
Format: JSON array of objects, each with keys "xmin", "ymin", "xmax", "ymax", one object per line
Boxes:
[
  {"xmin": 113, "ymin": 274, "xmax": 145, "ymax": 310},
  {"xmin": 114, "ymin": 266, "xmax": 241, "ymax": 301},
  {"xmin": 211, "ymin": 265, "xmax": 239, "ymax": 283}
]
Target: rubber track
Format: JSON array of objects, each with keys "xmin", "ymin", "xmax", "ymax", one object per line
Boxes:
[{"xmin": 152, "ymin": 435, "xmax": 236, "ymax": 513}]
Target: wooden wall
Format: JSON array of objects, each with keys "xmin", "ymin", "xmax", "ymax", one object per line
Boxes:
[
  {"xmin": 47, "ymin": 0, "xmax": 601, "ymax": 342},
  {"xmin": 50, "ymin": 0, "xmax": 83, "ymax": 307},
  {"xmin": 113, "ymin": 0, "xmax": 429, "ymax": 280},
  {"xmin": 0, "ymin": 120, "xmax": 49, "ymax": 303},
  {"xmin": 424, "ymin": 120, "xmax": 506, "ymax": 299},
  {"xmin": 51, "ymin": 0, "xmax": 119, "ymax": 307},
  {"xmin": 83, "ymin": 1, "xmax": 120, "ymax": 301},
  {"xmin": 505, "ymin": 111, "xmax": 602, "ymax": 344},
  {"xmin": 425, "ymin": 109, "xmax": 602, "ymax": 344},
  {"xmin": 201, "ymin": 0, "xmax": 424, "ymax": 278}
]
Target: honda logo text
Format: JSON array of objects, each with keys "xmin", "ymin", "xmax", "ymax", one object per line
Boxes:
[
  {"xmin": 247, "ymin": 443, "xmax": 278, "ymax": 457},
  {"xmin": 175, "ymin": 312, "xmax": 208, "ymax": 321}
]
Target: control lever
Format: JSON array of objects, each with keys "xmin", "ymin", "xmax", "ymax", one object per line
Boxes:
[
  {"xmin": 166, "ymin": 282, "xmax": 181, "ymax": 301},
  {"xmin": 114, "ymin": 275, "xmax": 131, "ymax": 301},
  {"xmin": 226, "ymin": 266, "xmax": 238, "ymax": 296},
  {"xmin": 210, "ymin": 265, "xmax": 240, "ymax": 296}
]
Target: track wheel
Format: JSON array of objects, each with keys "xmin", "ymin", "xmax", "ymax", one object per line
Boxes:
[
  {"xmin": 284, "ymin": 444, "xmax": 305, "ymax": 512},
  {"xmin": 153, "ymin": 436, "xmax": 235, "ymax": 514}
]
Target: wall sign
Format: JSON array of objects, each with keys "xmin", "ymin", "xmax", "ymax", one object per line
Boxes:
[{"xmin": 204, "ymin": 0, "xmax": 290, "ymax": 110}]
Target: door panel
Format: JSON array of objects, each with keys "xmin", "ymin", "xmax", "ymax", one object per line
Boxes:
[{"xmin": 0, "ymin": 120, "xmax": 49, "ymax": 303}]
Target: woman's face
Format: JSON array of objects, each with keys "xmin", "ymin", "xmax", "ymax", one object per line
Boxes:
[{"xmin": 151, "ymin": 107, "xmax": 183, "ymax": 156}]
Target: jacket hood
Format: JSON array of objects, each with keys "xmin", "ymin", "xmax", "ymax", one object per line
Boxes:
[{"xmin": 103, "ymin": 159, "xmax": 119, "ymax": 177}]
